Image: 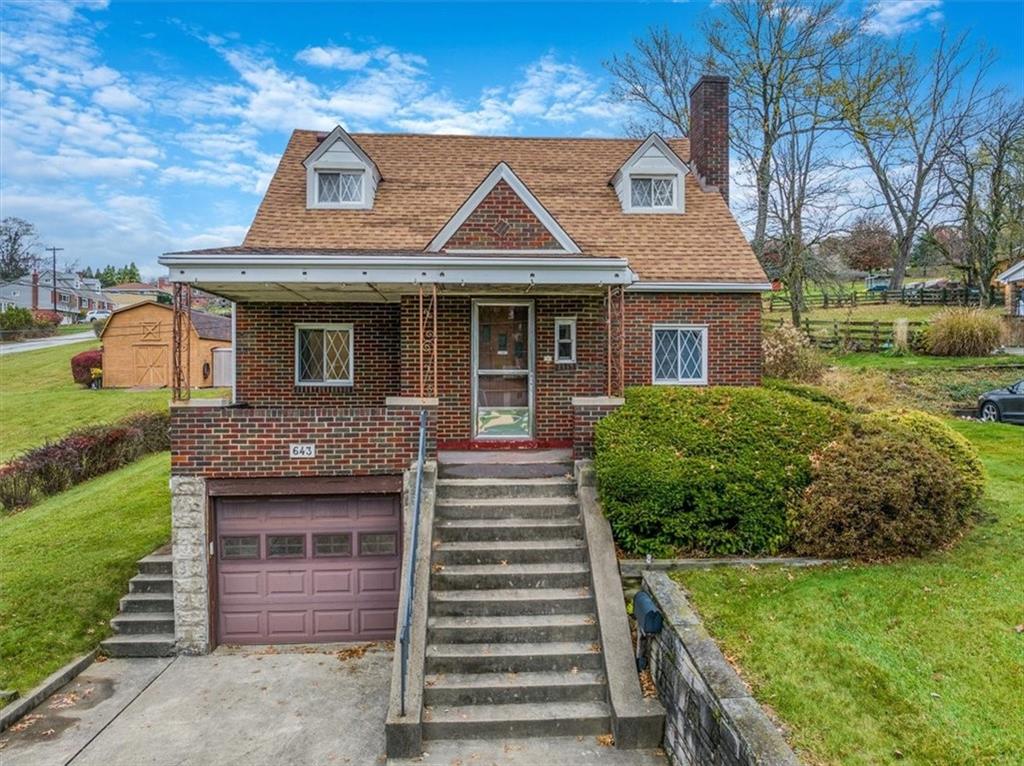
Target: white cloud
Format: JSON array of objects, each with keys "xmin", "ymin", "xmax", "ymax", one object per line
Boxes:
[
  {"xmin": 295, "ymin": 45, "xmax": 373, "ymax": 70},
  {"xmin": 92, "ymin": 84, "xmax": 147, "ymax": 111},
  {"xmin": 864, "ymin": 1, "xmax": 943, "ymax": 37}
]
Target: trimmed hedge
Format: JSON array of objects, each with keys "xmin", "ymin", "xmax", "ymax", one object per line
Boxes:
[
  {"xmin": 792, "ymin": 410, "xmax": 984, "ymax": 559},
  {"xmin": 0, "ymin": 412, "xmax": 169, "ymax": 513},
  {"xmin": 594, "ymin": 387, "xmax": 848, "ymax": 556}
]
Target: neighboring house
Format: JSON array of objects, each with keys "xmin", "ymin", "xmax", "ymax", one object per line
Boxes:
[
  {"xmin": 0, "ymin": 271, "xmax": 116, "ymax": 321},
  {"xmin": 99, "ymin": 300, "xmax": 231, "ymax": 388},
  {"xmin": 158, "ymin": 74, "xmax": 766, "ymax": 653},
  {"xmin": 105, "ymin": 280, "xmax": 173, "ymax": 307}
]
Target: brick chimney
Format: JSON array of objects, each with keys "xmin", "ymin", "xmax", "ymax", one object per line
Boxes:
[
  {"xmin": 689, "ymin": 75, "xmax": 730, "ymax": 203},
  {"xmin": 31, "ymin": 271, "xmax": 39, "ymax": 310}
]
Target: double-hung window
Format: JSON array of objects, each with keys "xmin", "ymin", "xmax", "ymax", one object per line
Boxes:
[
  {"xmin": 554, "ymin": 317, "xmax": 576, "ymax": 363},
  {"xmin": 631, "ymin": 176, "xmax": 675, "ymax": 209},
  {"xmin": 295, "ymin": 323, "xmax": 353, "ymax": 386},
  {"xmin": 652, "ymin": 325, "xmax": 707, "ymax": 385},
  {"xmin": 316, "ymin": 171, "xmax": 362, "ymax": 205}
]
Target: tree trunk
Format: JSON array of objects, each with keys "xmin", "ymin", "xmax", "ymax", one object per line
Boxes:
[{"xmin": 888, "ymin": 235, "xmax": 914, "ymax": 290}]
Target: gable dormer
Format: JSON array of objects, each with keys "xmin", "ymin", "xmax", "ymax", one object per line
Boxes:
[
  {"xmin": 427, "ymin": 162, "xmax": 580, "ymax": 254},
  {"xmin": 610, "ymin": 134, "xmax": 687, "ymax": 215},
  {"xmin": 303, "ymin": 126, "xmax": 381, "ymax": 210}
]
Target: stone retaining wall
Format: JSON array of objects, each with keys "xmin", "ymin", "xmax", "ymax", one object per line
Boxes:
[{"xmin": 642, "ymin": 572, "xmax": 799, "ymax": 766}]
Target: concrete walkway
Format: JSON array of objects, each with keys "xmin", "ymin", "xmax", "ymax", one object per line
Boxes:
[{"xmin": 0, "ymin": 331, "xmax": 94, "ymax": 355}]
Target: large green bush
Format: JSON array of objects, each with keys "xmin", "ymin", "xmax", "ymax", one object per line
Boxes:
[
  {"xmin": 594, "ymin": 386, "xmax": 848, "ymax": 556},
  {"xmin": 792, "ymin": 410, "xmax": 984, "ymax": 559}
]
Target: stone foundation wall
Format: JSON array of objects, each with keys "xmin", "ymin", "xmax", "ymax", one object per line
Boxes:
[
  {"xmin": 642, "ymin": 572, "xmax": 798, "ymax": 766},
  {"xmin": 171, "ymin": 476, "xmax": 209, "ymax": 655}
]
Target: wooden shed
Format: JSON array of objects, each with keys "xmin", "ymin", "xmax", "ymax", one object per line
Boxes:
[{"xmin": 100, "ymin": 301, "xmax": 231, "ymax": 388}]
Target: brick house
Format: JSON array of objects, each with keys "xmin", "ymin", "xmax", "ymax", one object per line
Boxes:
[{"xmin": 159, "ymin": 76, "xmax": 766, "ymax": 657}]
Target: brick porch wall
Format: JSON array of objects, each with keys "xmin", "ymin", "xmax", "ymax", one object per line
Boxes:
[{"xmin": 170, "ymin": 405, "xmax": 431, "ymax": 477}]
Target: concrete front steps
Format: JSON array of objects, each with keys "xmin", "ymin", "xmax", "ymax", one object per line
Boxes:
[
  {"xmin": 100, "ymin": 550, "xmax": 175, "ymax": 657},
  {"xmin": 422, "ymin": 465, "xmax": 614, "ymax": 746}
]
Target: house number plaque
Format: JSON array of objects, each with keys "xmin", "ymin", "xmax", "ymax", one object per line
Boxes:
[{"xmin": 289, "ymin": 443, "xmax": 316, "ymax": 459}]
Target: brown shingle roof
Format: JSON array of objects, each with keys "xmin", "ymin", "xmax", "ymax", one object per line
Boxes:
[{"xmin": 237, "ymin": 132, "xmax": 765, "ymax": 283}]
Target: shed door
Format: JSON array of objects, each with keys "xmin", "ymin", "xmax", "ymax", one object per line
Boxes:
[
  {"xmin": 215, "ymin": 494, "xmax": 401, "ymax": 644},
  {"xmin": 132, "ymin": 344, "xmax": 168, "ymax": 387}
]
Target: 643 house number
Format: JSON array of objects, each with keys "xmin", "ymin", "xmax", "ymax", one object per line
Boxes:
[{"xmin": 289, "ymin": 443, "xmax": 316, "ymax": 459}]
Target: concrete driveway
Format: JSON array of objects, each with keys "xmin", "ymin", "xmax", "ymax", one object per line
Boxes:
[{"xmin": 0, "ymin": 643, "xmax": 392, "ymax": 766}]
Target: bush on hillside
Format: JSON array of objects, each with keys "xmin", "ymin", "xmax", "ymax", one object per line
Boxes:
[
  {"xmin": 0, "ymin": 412, "xmax": 170, "ymax": 512},
  {"xmin": 70, "ymin": 349, "xmax": 103, "ymax": 386},
  {"xmin": 763, "ymin": 378, "xmax": 853, "ymax": 413},
  {"xmin": 923, "ymin": 308, "xmax": 1002, "ymax": 357},
  {"xmin": 594, "ymin": 386, "xmax": 848, "ymax": 556},
  {"xmin": 792, "ymin": 411, "xmax": 984, "ymax": 560},
  {"xmin": 762, "ymin": 323, "xmax": 825, "ymax": 382}
]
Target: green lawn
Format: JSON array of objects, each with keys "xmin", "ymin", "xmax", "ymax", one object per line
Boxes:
[
  {"xmin": 0, "ymin": 340, "xmax": 224, "ymax": 462},
  {"xmin": 676, "ymin": 421, "xmax": 1024, "ymax": 765},
  {"xmin": 829, "ymin": 351, "xmax": 1023, "ymax": 371},
  {"xmin": 0, "ymin": 453, "xmax": 171, "ymax": 693},
  {"xmin": 798, "ymin": 303, "xmax": 1006, "ymax": 324}
]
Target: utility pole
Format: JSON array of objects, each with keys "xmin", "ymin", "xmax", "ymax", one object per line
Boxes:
[{"xmin": 45, "ymin": 246, "xmax": 63, "ymax": 313}]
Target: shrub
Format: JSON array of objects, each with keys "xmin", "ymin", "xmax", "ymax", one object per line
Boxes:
[
  {"xmin": 31, "ymin": 309, "xmax": 62, "ymax": 326},
  {"xmin": 0, "ymin": 412, "xmax": 169, "ymax": 512},
  {"xmin": 0, "ymin": 306, "xmax": 60, "ymax": 341},
  {"xmin": 762, "ymin": 323, "xmax": 826, "ymax": 382},
  {"xmin": 71, "ymin": 349, "xmax": 103, "ymax": 386},
  {"xmin": 922, "ymin": 308, "xmax": 1002, "ymax": 357},
  {"xmin": 792, "ymin": 411, "xmax": 984, "ymax": 560},
  {"xmin": 594, "ymin": 386, "xmax": 848, "ymax": 557},
  {"xmin": 91, "ymin": 318, "xmax": 107, "ymax": 337},
  {"xmin": 763, "ymin": 378, "xmax": 854, "ymax": 413}
]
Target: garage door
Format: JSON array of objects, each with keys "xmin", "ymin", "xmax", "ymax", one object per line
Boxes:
[{"xmin": 215, "ymin": 494, "xmax": 401, "ymax": 645}]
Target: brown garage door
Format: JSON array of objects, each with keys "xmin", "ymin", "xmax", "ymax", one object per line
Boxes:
[{"xmin": 215, "ymin": 494, "xmax": 401, "ymax": 644}]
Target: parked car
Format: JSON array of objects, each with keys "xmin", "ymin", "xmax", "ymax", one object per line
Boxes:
[
  {"xmin": 978, "ymin": 380, "xmax": 1024, "ymax": 424},
  {"xmin": 85, "ymin": 309, "xmax": 111, "ymax": 322}
]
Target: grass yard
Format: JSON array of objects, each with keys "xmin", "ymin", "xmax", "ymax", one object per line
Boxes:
[
  {"xmin": 829, "ymin": 351, "xmax": 1023, "ymax": 370},
  {"xmin": 676, "ymin": 421, "xmax": 1024, "ymax": 765},
  {"xmin": 0, "ymin": 453, "xmax": 171, "ymax": 694},
  {"xmin": 797, "ymin": 303, "xmax": 1006, "ymax": 324},
  {"xmin": 0, "ymin": 340, "xmax": 224, "ymax": 461}
]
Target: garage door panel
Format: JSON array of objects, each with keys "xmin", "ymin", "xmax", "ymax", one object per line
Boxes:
[
  {"xmin": 216, "ymin": 493, "xmax": 400, "ymax": 645},
  {"xmin": 221, "ymin": 571, "xmax": 262, "ymax": 597},
  {"xmin": 358, "ymin": 568, "xmax": 399, "ymax": 593},
  {"xmin": 312, "ymin": 569, "xmax": 353, "ymax": 594}
]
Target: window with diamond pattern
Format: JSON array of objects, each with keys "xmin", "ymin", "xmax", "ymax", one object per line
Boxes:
[
  {"xmin": 630, "ymin": 177, "xmax": 674, "ymax": 208},
  {"xmin": 317, "ymin": 171, "xmax": 362, "ymax": 203},
  {"xmin": 297, "ymin": 325, "xmax": 353, "ymax": 384},
  {"xmin": 653, "ymin": 327, "xmax": 706, "ymax": 383}
]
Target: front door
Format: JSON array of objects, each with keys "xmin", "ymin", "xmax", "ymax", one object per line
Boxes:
[{"xmin": 472, "ymin": 301, "xmax": 533, "ymax": 439}]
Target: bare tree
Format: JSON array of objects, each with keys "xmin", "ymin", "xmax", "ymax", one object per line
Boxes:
[
  {"xmin": 0, "ymin": 217, "xmax": 39, "ymax": 282},
  {"xmin": 835, "ymin": 32, "xmax": 994, "ymax": 290},
  {"xmin": 944, "ymin": 98, "xmax": 1024, "ymax": 305},
  {"xmin": 704, "ymin": 0, "xmax": 856, "ymax": 259},
  {"xmin": 763, "ymin": 86, "xmax": 845, "ymax": 326},
  {"xmin": 605, "ymin": 26, "xmax": 696, "ymax": 137}
]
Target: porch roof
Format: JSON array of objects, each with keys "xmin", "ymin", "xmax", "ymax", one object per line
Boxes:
[{"xmin": 158, "ymin": 250, "xmax": 635, "ymax": 302}]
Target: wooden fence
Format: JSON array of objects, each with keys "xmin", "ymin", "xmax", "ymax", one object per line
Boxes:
[
  {"xmin": 766, "ymin": 287, "xmax": 1004, "ymax": 313},
  {"xmin": 765, "ymin": 317, "xmax": 928, "ymax": 352}
]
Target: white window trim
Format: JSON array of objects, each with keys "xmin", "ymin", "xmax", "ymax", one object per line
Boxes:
[
  {"xmin": 554, "ymin": 317, "xmax": 577, "ymax": 364},
  {"xmin": 294, "ymin": 322, "xmax": 354, "ymax": 387},
  {"xmin": 628, "ymin": 175, "xmax": 682, "ymax": 214},
  {"xmin": 312, "ymin": 169, "xmax": 366, "ymax": 209},
  {"xmin": 651, "ymin": 324, "xmax": 708, "ymax": 386}
]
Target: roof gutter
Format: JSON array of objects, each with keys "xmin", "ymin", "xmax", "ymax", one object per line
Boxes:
[
  {"xmin": 158, "ymin": 253, "xmax": 637, "ymax": 287},
  {"xmin": 627, "ymin": 280, "xmax": 772, "ymax": 293}
]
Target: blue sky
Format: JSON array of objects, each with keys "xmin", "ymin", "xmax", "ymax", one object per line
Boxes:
[{"xmin": 2, "ymin": 0, "xmax": 1021, "ymax": 278}]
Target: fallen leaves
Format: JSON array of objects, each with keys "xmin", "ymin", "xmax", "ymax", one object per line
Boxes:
[
  {"xmin": 336, "ymin": 643, "xmax": 377, "ymax": 662},
  {"xmin": 596, "ymin": 733, "xmax": 615, "ymax": 747},
  {"xmin": 639, "ymin": 669, "xmax": 657, "ymax": 698}
]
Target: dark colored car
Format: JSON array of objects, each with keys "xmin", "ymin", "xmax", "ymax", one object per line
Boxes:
[{"xmin": 978, "ymin": 380, "xmax": 1024, "ymax": 424}]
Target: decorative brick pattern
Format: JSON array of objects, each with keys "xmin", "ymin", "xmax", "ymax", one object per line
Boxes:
[
  {"xmin": 171, "ymin": 476, "xmax": 209, "ymax": 654},
  {"xmin": 643, "ymin": 572, "xmax": 799, "ymax": 766},
  {"xmin": 170, "ymin": 405, "xmax": 431, "ymax": 477},
  {"xmin": 442, "ymin": 180, "xmax": 561, "ymax": 250},
  {"xmin": 689, "ymin": 76, "xmax": 730, "ymax": 202},
  {"xmin": 235, "ymin": 302, "xmax": 400, "ymax": 407}
]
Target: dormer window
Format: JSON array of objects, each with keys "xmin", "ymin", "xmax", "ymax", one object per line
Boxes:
[
  {"xmin": 631, "ymin": 177, "xmax": 675, "ymax": 209},
  {"xmin": 304, "ymin": 126, "xmax": 380, "ymax": 210},
  {"xmin": 611, "ymin": 134, "xmax": 687, "ymax": 215},
  {"xmin": 317, "ymin": 171, "xmax": 363, "ymax": 205}
]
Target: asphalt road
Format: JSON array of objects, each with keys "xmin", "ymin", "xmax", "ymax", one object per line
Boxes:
[{"xmin": 0, "ymin": 331, "xmax": 95, "ymax": 356}]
